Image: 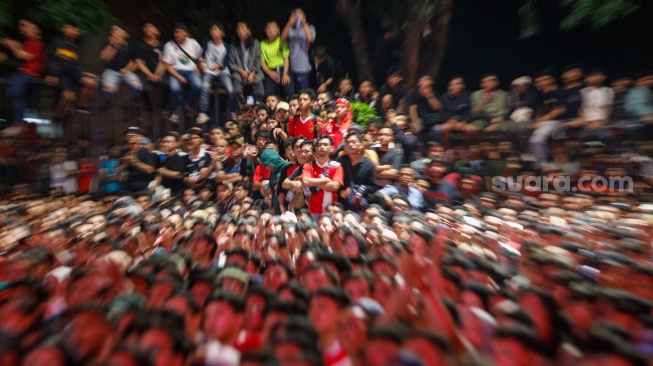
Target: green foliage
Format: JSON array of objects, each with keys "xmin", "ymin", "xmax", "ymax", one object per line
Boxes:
[
  {"xmin": 27, "ymin": 0, "xmax": 112, "ymax": 35},
  {"xmin": 519, "ymin": 0, "xmax": 639, "ymax": 38},
  {"xmin": 349, "ymin": 102, "xmax": 378, "ymax": 129},
  {"xmin": 0, "ymin": 2, "xmax": 12, "ymax": 35},
  {"xmin": 558, "ymin": 0, "xmax": 639, "ymax": 31}
]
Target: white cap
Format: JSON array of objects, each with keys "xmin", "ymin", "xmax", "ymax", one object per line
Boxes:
[{"xmin": 511, "ymin": 76, "xmax": 532, "ymax": 86}]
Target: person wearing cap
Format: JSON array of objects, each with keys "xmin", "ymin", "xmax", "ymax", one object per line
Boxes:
[
  {"xmin": 183, "ymin": 127, "xmax": 214, "ymax": 189},
  {"xmin": 229, "ymin": 21, "xmax": 264, "ymax": 114},
  {"xmin": 216, "ymin": 136, "xmax": 246, "ymax": 184},
  {"xmin": 117, "ymin": 127, "xmax": 156, "ymax": 196},
  {"xmin": 260, "ymin": 21, "xmax": 293, "ymax": 98},
  {"xmin": 99, "ymin": 24, "xmax": 142, "ymax": 110},
  {"xmin": 44, "ymin": 22, "xmax": 98, "ymax": 120},
  {"xmin": 197, "ymin": 22, "xmax": 233, "ymax": 125},
  {"xmin": 504, "ymin": 76, "xmax": 539, "ymax": 153},
  {"xmin": 2, "ymin": 19, "xmax": 46, "ymax": 124},
  {"xmin": 274, "ymin": 101, "xmax": 290, "ymax": 134},
  {"xmin": 162, "ymin": 23, "xmax": 203, "ymax": 124}
]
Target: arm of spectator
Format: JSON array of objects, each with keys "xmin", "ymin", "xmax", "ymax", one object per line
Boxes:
[
  {"xmin": 303, "ymin": 23, "xmax": 315, "ymax": 44},
  {"xmin": 408, "ymin": 105, "xmax": 422, "ymax": 133},
  {"xmin": 120, "ymin": 60, "xmax": 138, "ymax": 74},
  {"xmin": 157, "ymin": 167, "xmax": 183, "ymax": 179},
  {"xmin": 165, "ymin": 63, "xmax": 187, "ymax": 84},
  {"xmin": 1, "ymin": 39, "xmax": 36, "ymax": 60},
  {"xmin": 281, "ymin": 17, "xmax": 292, "ymax": 42},
  {"xmin": 282, "ymin": 55, "xmax": 292, "ymax": 85},
  {"xmin": 531, "ymin": 105, "xmax": 566, "ymax": 129}
]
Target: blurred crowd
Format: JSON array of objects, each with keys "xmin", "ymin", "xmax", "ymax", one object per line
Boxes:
[{"xmin": 1, "ymin": 7, "xmax": 653, "ymax": 366}]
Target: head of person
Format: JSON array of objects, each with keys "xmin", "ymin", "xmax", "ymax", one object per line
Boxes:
[
  {"xmin": 480, "ymin": 73, "xmax": 500, "ymax": 91},
  {"xmin": 448, "ymin": 76, "xmax": 465, "ymax": 95},
  {"xmin": 345, "ymin": 133, "xmax": 363, "ymax": 156},
  {"xmin": 334, "ymin": 98, "xmax": 350, "ymax": 120},
  {"xmin": 511, "ymin": 76, "xmax": 532, "ymax": 93},
  {"xmin": 187, "ymin": 127, "xmax": 204, "ymax": 150},
  {"xmin": 387, "ymin": 69, "xmax": 403, "ymax": 88},
  {"xmin": 142, "ymin": 22, "xmax": 160, "ymax": 38},
  {"xmin": 298, "ymin": 138, "xmax": 314, "ymax": 164},
  {"xmin": 315, "ymin": 136, "xmax": 334, "ymax": 158},
  {"xmin": 236, "ymin": 21, "xmax": 251, "ymax": 42},
  {"xmin": 160, "ymin": 133, "xmax": 179, "ymax": 154},
  {"xmin": 339, "ymin": 79, "xmax": 354, "ymax": 94},
  {"xmin": 534, "ymin": 70, "xmax": 557, "ymax": 92},
  {"xmin": 377, "ymin": 127, "xmax": 394, "ymax": 147},
  {"xmin": 298, "ymin": 89, "xmax": 314, "ymax": 113},
  {"xmin": 585, "ymin": 68, "xmax": 607, "ymax": 87},
  {"xmin": 209, "ymin": 22, "xmax": 225, "ymax": 41},
  {"xmin": 203, "ymin": 291, "xmax": 246, "ymax": 343},
  {"xmin": 359, "ymin": 80, "xmax": 375, "ymax": 97},
  {"xmin": 173, "ymin": 23, "xmax": 189, "ymax": 43},
  {"xmin": 18, "ymin": 19, "xmax": 40, "ymax": 38},
  {"xmin": 61, "ymin": 22, "xmax": 80, "ymax": 39},
  {"xmin": 309, "ymin": 286, "xmax": 351, "ymax": 337},
  {"xmin": 229, "ymin": 136, "xmax": 244, "ymax": 157},
  {"xmin": 561, "ymin": 64, "xmax": 583, "ymax": 84},
  {"xmin": 265, "ymin": 20, "xmax": 280, "ymax": 41},
  {"xmin": 276, "ymin": 102, "xmax": 290, "ymax": 122}
]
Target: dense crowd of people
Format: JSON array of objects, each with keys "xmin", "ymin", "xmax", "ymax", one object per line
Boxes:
[{"xmin": 2, "ymin": 8, "xmax": 653, "ymax": 366}]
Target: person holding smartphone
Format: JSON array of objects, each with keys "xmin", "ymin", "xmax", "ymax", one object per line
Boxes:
[{"xmin": 281, "ymin": 8, "xmax": 316, "ymax": 93}]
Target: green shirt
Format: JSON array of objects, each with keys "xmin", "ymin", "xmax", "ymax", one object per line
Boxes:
[{"xmin": 260, "ymin": 37, "xmax": 289, "ymax": 70}]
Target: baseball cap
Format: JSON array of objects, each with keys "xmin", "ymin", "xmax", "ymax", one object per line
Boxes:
[
  {"xmin": 511, "ymin": 76, "xmax": 532, "ymax": 86},
  {"xmin": 125, "ymin": 126, "xmax": 143, "ymax": 136},
  {"xmin": 229, "ymin": 136, "xmax": 245, "ymax": 146},
  {"xmin": 276, "ymin": 102, "xmax": 290, "ymax": 111}
]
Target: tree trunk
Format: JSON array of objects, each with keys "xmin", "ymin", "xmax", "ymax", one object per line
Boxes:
[
  {"xmin": 336, "ymin": 0, "xmax": 375, "ymax": 82},
  {"xmin": 427, "ymin": 0, "xmax": 452, "ymax": 83},
  {"xmin": 402, "ymin": 0, "xmax": 427, "ymax": 88}
]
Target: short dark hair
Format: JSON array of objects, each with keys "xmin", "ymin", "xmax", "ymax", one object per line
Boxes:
[
  {"xmin": 313, "ymin": 286, "xmax": 351, "ymax": 308},
  {"xmin": 298, "ymin": 89, "xmax": 315, "ymax": 101},
  {"xmin": 317, "ymin": 135, "xmax": 334, "ymax": 146},
  {"xmin": 206, "ymin": 291, "xmax": 246, "ymax": 313}
]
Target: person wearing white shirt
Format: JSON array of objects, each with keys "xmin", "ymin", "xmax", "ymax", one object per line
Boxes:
[
  {"xmin": 197, "ymin": 23, "xmax": 233, "ymax": 125},
  {"xmin": 162, "ymin": 24, "xmax": 203, "ymax": 124},
  {"xmin": 581, "ymin": 69, "xmax": 614, "ymax": 131}
]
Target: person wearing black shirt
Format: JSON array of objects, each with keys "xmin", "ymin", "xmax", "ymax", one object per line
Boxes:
[
  {"xmin": 559, "ymin": 65, "xmax": 584, "ymax": 129},
  {"xmin": 439, "ymin": 77, "xmax": 472, "ymax": 147},
  {"xmin": 183, "ymin": 127, "xmax": 214, "ymax": 190},
  {"xmin": 99, "ymin": 25, "xmax": 141, "ymax": 109},
  {"xmin": 312, "ymin": 46, "xmax": 335, "ymax": 93},
  {"xmin": 116, "ymin": 128, "xmax": 156, "ymax": 196},
  {"xmin": 529, "ymin": 71, "xmax": 567, "ymax": 168},
  {"xmin": 156, "ymin": 132, "xmax": 185, "ymax": 196},
  {"xmin": 134, "ymin": 23, "xmax": 165, "ymax": 110},
  {"xmin": 408, "ymin": 75, "xmax": 443, "ymax": 143},
  {"xmin": 379, "ymin": 69, "xmax": 409, "ymax": 114},
  {"xmin": 373, "ymin": 126, "xmax": 402, "ymax": 187},
  {"xmin": 45, "ymin": 23, "xmax": 98, "ymax": 119},
  {"xmin": 338, "ymin": 133, "xmax": 378, "ymax": 211}
]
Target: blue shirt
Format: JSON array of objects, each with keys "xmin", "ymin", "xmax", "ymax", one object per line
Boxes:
[
  {"xmin": 625, "ymin": 87, "xmax": 653, "ymax": 118},
  {"xmin": 380, "ymin": 184, "xmax": 425, "ymax": 211}
]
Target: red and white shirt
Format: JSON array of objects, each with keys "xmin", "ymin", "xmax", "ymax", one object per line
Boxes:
[{"xmin": 302, "ymin": 160, "xmax": 344, "ymax": 215}]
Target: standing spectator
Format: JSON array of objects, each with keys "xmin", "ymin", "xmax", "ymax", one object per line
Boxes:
[
  {"xmin": 312, "ymin": 46, "xmax": 335, "ymax": 93},
  {"xmin": 260, "ymin": 21, "xmax": 293, "ymax": 98},
  {"xmin": 282, "ymin": 8, "xmax": 316, "ymax": 93},
  {"xmin": 134, "ymin": 22, "xmax": 165, "ymax": 111},
  {"xmin": 99, "ymin": 25, "xmax": 141, "ymax": 109},
  {"xmin": 156, "ymin": 132, "xmax": 185, "ymax": 196},
  {"xmin": 470, "ymin": 73, "xmax": 509, "ymax": 134},
  {"xmin": 529, "ymin": 70, "xmax": 567, "ymax": 168},
  {"xmin": 229, "ymin": 22, "xmax": 264, "ymax": 113},
  {"xmin": 2, "ymin": 19, "xmax": 46, "ymax": 124},
  {"xmin": 116, "ymin": 127, "xmax": 156, "ymax": 196},
  {"xmin": 287, "ymin": 90, "xmax": 323, "ymax": 139},
  {"xmin": 98, "ymin": 145, "xmax": 122, "ymax": 195},
  {"xmin": 302, "ymin": 136, "xmax": 344, "ymax": 218},
  {"xmin": 45, "ymin": 22, "xmax": 98, "ymax": 120},
  {"xmin": 162, "ymin": 24, "xmax": 203, "ymax": 124},
  {"xmin": 197, "ymin": 22, "xmax": 233, "ymax": 124}
]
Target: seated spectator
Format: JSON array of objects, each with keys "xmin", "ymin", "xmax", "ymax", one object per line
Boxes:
[
  {"xmin": 134, "ymin": 22, "xmax": 166, "ymax": 111},
  {"xmin": 435, "ymin": 76, "xmax": 472, "ymax": 147},
  {"xmin": 99, "ymin": 24, "xmax": 142, "ymax": 109},
  {"xmin": 354, "ymin": 80, "xmax": 380, "ymax": 110},
  {"xmin": 162, "ymin": 23, "xmax": 203, "ymax": 124},
  {"xmin": 624, "ymin": 70, "xmax": 653, "ymax": 124},
  {"xmin": 408, "ymin": 75, "xmax": 443, "ymax": 142},
  {"xmin": 44, "ymin": 22, "xmax": 98, "ymax": 120},
  {"xmin": 529, "ymin": 70, "xmax": 567, "ymax": 168},
  {"xmin": 379, "ymin": 165, "xmax": 425, "ymax": 211},
  {"xmin": 470, "ymin": 73, "xmax": 509, "ymax": 135},
  {"xmin": 229, "ymin": 21, "xmax": 264, "ymax": 114},
  {"xmin": 197, "ymin": 22, "xmax": 233, "ymax": 124},
  {"xmin": 379, "ymin": 68, "xmax": 408, "ymax": 114},
  {"xmin": 311, "ymin": 46, "xmax": 335, "ymax": 93},
  {"xmin": 336, "ymin": 78, "xmax": 355, "ymax": 100},
  {"xmin": 2, "ymin": 19, "xmax": 46, "ymax": 124},
  {"xmin": 373, "ymin": 126, "xmax": 402, "ymax": 187},
  {"xmin": 506, "ymin": 76, "xmax": 538, "ymax": 153},
  {"xmin": 580, "ymin": 68, "xmax": 614, "ymax": 138}
]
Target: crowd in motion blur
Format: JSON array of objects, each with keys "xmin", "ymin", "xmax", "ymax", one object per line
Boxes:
[{"xmin": 2, "ymin": 8, "xmax": 653, "ymax": 366}]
